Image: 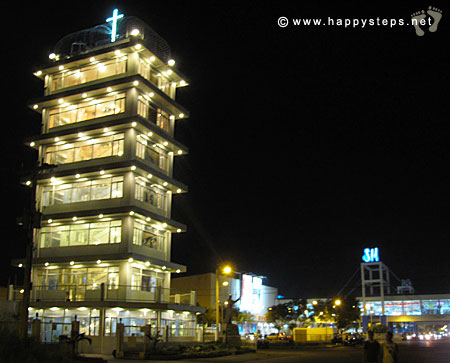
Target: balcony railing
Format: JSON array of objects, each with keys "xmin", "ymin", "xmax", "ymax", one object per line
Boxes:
[{"xmin": 31, "ymin": 284, "xmax": 197, "ymax": 307}]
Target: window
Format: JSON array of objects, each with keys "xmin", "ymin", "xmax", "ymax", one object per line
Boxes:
[
  {"xmin": 156, "ymin": 109, "xmax": 170, "ymax": 133},
  {"xmin": 421, "ymin": 300, "xmax": 441, "ymax": 315},
  {"xmin": 135, "ymin": 177, "xmax": 166, "ymax": 211},
  {"xmin": 42, "ymin": 176, "xmax": 123, "ymax": 207},
  {"xmin": 40, "ymin": 220, "xmax": 122, "ymax": 248},
  {"xmin": 403, "ymin": 300, "xmax": 422, "ymax": 315},
  {"xmin": 44, "ymin": 134, "xmax": 124, "ymax": 165},
  {"xmin": 133, "ymin": 221, "xmax": 165, "ymax": 251},
  {"xmin": 136, "ymin": 96, "xmax": 171, "ymax": 134},
  {"xmin": 36, "ymin": 266, "xmax": 119, "ymax": 291},
  {"xmin": 136, "ymin": 136, "xmax": 168, "ymax": 173},
  {"xmin": 130, "ymin": 268, "xmax": 164, "ymax": 292},
  {"xmin": 50, "ymin": 58, "xmax": 127, "ymax": 91},
  {"xmin": 48, "ymin": 93, "xmax": 125, "ymax": 129}
]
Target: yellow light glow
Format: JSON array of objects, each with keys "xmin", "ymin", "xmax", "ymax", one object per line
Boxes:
[
  {"xmin": 222, "ymin": 281, "xmax": 229, "ymax": 286},
  {"xmin": 335, "ymin": 299, "xmax": 342, "ymax": 306},
  {"xmin": 168, "ymin": 59, "xmax": 175, "ymax": 66},
  {"xmin": 223, "ymin": 266, "xmax": 232, "ymax": 274}
]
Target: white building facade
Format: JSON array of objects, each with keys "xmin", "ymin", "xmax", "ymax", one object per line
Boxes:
[{"xmin": 19, "ymin": 12, "xmax": 202, "ymax": 345}]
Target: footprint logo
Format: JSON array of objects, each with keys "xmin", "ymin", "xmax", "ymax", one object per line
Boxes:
[
  {"xmin": 411, "ymin": 10, "xmax": 426, "ymax": 36},
  {"xmin": 411, "ymin": 6, "xmax": 443, "ymax": 36},
  {"xmin": 427, "ymin": 6, "xmax": 443, "ymax": 32}
]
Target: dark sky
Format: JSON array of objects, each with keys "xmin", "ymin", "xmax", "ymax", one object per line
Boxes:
[{"xmin": 2, "ymin": 1, "xmax": 449, "ymax": 299}]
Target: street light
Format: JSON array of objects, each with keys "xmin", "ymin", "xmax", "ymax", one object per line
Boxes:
[
  {"xmin": 335, "ymin": 299, "xmax": 342, "ymax": 306},
  {"xmin": 215, "ymin": 265, "xmax": 232, "ymax": 341}
]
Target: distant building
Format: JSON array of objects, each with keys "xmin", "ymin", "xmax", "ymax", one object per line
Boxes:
[{"xmin": 172, "ymin": 272, "xmax": 278, "ymax": 335}]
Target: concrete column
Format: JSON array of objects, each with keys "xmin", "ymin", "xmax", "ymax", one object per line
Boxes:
[{"xmin": 116, "ymin": 323, "xmax": 125, "ymax": 358}]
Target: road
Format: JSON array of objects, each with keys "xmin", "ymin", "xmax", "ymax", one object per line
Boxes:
[
  {"xmin": 173, "ymin": 339, "xmax": 450, "ymax": 362},
  {"xmin": 96, "ymin": 339, "xmax": 449, "ymax": 362}
]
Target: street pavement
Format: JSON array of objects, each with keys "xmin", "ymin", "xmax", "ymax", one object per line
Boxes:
[
  {"xmin": 90, "ymin": 339, "xmax": 450, "ymax": 362},
  {"xmin": 176, "ymin": 340, "xmax": 450, "ymax": 362}
]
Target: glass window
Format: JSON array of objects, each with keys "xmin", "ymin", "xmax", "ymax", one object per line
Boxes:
[
  {"xmin": 157, "ymin": 109, "xmax": 170, "ymax": 133},
  {"xmin": 89, "ymin": 222, "xmax": 110, "ymax": 245},
  {"xmin": 136, "ymin": 137, "xmax": 168, "ymax": 173},
  {"xmin": 135, "ymin": 177, "xmax": 166, "ymax": 211},
  {"xmin": 421, "ymin": 300, "xmax": 441, "ymax": 315},
  {"xmin": 44, "ymin": 134, "xmax": 124, "ymax": 165},
  {"xmin": 384, "ymin": 301, "xmax": 403, "ymax": 316},
  {"xmin": 42, "ymin": 177, "xmax": 123, "ymax": 207},
  {"xmin": 39, "ymin": 220, "xmax": 122, "ymax": 248},
  {"xmin": 130, "ymin": 268, "xmax": 164, "ymax": 292},
  {"xmin": 403, "ymin": 300, "xmax": 422, "ymax": 315},
  {"xmin": 133, "ymin": 221, "xmax": 165, "ymax": 251},
  {"xmin": 440, "ymin": 299, "xmax": 450, "ymax": 314},
  {"xmin": 50, "ymin": 58, "xmax": 127, "ymax": 92}
]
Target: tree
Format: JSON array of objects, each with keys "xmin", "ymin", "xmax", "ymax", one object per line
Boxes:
[
  {"xmin": 266, "ymin": 299, "xmax": 307, "ymax": 330},
  {"xmin": 333, "ymin": 296, "xmax": 361, "ymax": 330},
  {"xmin": 196, "ymin": 308, "xmax": 216, "ymax": 326}
]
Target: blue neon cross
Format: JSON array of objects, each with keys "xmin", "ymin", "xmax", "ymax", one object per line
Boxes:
[{"xmin": 106, "ymin": 9, "xmax": 124, "ymax": 42}]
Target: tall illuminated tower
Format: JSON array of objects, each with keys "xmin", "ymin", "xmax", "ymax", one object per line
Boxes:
[{"xmin": 20, "ymin": 11, "xmax": 200, "ymax": 344}]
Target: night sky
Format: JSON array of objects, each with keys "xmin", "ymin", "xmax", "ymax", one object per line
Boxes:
[{"xmin": 2, "ymin": 1, "xmax": 449, "ymax": 299}]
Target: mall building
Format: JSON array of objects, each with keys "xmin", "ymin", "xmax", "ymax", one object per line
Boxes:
[
  {"xmin": 15, "ymin": 10, "xmax": 203, "ymax": 347},
  {"xmin": 359, "ymin": 248, "xmax": 450, "ymax": 334},
  {"xmin": 172, "ymin": 272, "xmax": 279, "ymax": 336}
]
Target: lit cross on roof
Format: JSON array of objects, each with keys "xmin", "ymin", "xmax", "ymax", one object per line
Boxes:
[{"xmin": 106, "ymin": 9, "xmax": 124, "ymax": 42}]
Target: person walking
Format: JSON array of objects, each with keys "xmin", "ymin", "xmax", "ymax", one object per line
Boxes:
[
  {"xmin": 363, "ymin": 330, "xmax": 380, "ymax": 363},
  {"xmin": 381, "ymin": 331, "xmax": 399, "ymax": 363}
]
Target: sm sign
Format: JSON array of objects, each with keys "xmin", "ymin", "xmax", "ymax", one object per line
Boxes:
[{"xmin": 362, "ymin": 247, "xmax": 379, "ymax": 263}]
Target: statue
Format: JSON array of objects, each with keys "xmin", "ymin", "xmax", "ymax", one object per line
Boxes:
[
  {"xmin": 223, "ymin": 294, "xmax": 242, "ymax": 347},
  {"xmin": 224, "ymin": 294, "xmax": 240, "ymax": 325}
]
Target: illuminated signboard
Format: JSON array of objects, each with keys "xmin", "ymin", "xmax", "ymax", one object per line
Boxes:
[
  {"xmin": 362, "ymin": 247, "xmax": 379, "ymax": 263},
  {"xmin": 106, "ymin": 9, "xmax": 124, "ymax": 42}
]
